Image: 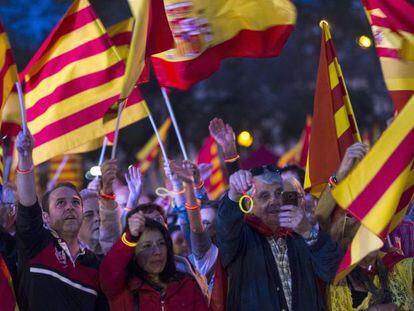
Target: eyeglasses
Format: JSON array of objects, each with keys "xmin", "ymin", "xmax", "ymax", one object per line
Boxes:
[{"xmin": 250, "ymin": 165, "xmax": 281, "ymax": 177}]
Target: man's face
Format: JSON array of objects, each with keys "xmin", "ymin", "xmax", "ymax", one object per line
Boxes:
[
  {"xmin": 79, "ymin": 197, "xmax": 100, "ymax": 245},
  {"xmin": 46, "ymin": 187, "xmax": 83, "ymax": 236},
  {"xmin": 201, "ymin": 207, "xmax": 217, "ymax": 238},
  {"xmin": 171, "ymin": 230, "xmax": 190, "ymax": 257},
  {"xmin": 252, "ymin": 179, "xmax": 284, "ymax": 229}
]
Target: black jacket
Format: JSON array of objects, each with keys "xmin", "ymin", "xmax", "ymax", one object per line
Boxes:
[{"xmin": 217, "ymin": 195, "xmax": 342, "ymax": 311}]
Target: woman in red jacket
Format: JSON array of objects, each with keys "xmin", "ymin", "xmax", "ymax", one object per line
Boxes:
[{"xmin": 100, "ymin": 208, "xmax": 209, "ymax": 310}]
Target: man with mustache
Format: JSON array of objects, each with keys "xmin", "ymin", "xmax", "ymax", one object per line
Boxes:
[
  {"xmin": 216, "ymin": 165, "xmax": 342, "ymax": 311},
  {"xmin": 14, "ymin": 131, "xmax": 107, "ymax": 311}
]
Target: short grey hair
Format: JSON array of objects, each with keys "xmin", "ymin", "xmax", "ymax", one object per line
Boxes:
[{"xmin": 253, "ymin": 170, "xmax": 283, "ymax": 185}]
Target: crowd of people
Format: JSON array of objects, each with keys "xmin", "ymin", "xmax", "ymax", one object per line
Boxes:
[{"xmin": 0, "ymin": 117, "xmax": 413, "ymax": 311}]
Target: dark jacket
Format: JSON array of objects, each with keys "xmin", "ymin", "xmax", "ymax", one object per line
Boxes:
[
  {"xmin": 16, "ymin": 201, "xmax": 107, "ymax": 311},
  {"xmin": 217, "ymin": 195, "xmax": 342, "ymax": 311},
  {"xmin": 100, "ymin": 232, "xmax": 209, "ymax": 310}
]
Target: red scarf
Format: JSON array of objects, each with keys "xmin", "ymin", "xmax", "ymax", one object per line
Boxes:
[{"xmin": 244, "ymin": 214, "xmax": 293, "ymax": 238}]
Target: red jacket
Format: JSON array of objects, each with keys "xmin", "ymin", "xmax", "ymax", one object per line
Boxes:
[{"xmin": 100, "ymin": 232, "xmax": 209, "ymax": 311}]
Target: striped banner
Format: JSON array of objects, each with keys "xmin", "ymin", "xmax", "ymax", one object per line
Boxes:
[
  {"xmin": 197, "ymin": 136, "xmax": 227, "ymax": 200},
  {"xmin": 362, "ymin": 0, "xmax": 414, "ymax": 112},
  {"xmin": 134, "ymin": 118, "xmax": 171, "ymax": 173},
  {"xmin": 151, "ymin": 0, "xmax": 296, "ymax": 90},
  {"xmin": 332, "ymin": 96, "xmax": 414, "ymax": 282},
  {"xmin": 19, "ymin": 0, "xmax": 147, "ymax": 164},
  {"xmin": 0, "ymin": 21, "xmax": 18, "ymax": 130},
  {"xmin": 278, "ymin": 115, "xmax": 311, "ymax": 168},
  {"xmin": 48, "ymin": 154, "xmax": 83, "ymax": 190},
  {"xmin": 304, "ymin": 21, "xmax": 361, "ymax": 197}
]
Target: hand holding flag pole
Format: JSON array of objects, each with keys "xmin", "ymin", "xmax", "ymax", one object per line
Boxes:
[{"xmin": 161, "ymin": 87, "xmax": 188, "ymax": 160}]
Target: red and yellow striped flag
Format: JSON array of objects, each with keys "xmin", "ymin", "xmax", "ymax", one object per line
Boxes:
[
  {"xmin": 48, "ymin": 154, "xmax": 83, "ymax": 190},
  {"xmin": 0, "ymin": 254, "xmax": 18, "ymax": 311},
  {"xmin": 362, "ymin": 0, "xmax": 414, "ymax": 112},
  {"xmin": 197, "ymin": 136, "xmax": 227, "ymax": 200},
  {"xmin": 0, "ymin": 21, "xmax": 18, "ymax": 130},
  {"xmin": 151, "ymin": 0, "xmax": 296, "ymax": 90},
  {"xmin": 278, "ymin": 115, "xmax": 311, "ymax": 168},
  {"xmin": 332, "ymin": 96, "xmax": 414, "ymax": 282},
  {"xmin": 19, "ymin": 0, "xmax": 147, "ymax": 164},
  {"xmin": 134, "ymin": 118, "xmax": 171, "ymax": 173},
  {"xmin": 304, "ymin": 21, "xmax": 361, "ymax": 197}
]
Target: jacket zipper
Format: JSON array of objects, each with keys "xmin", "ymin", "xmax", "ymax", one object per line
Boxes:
[{"xmin": 161, "ymin": 299, "xmax": 165, "ymax": 311}]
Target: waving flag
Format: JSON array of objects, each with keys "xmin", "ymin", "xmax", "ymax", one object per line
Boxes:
[
  {"xmin": 0, "ymin": 21, "xmax": 18, "ymax": 130},
  {"xmin": 362, "ymin": 0, "xmax": 414, "ymax": 112},
  {"xmin": 20, "ymin": 0, "xmax": 147, "ymax": 164},
  {"xmin": 152, "ymin": 0, "xmax": 296, "ymax": 90},
  {"xmin": 332, "ymin": 97, "xmax": 414, "ymax": 282},
  {"xmin": 304, "ymin": 21, "xmax": 361, "ymax": 197},
  {"xmin": 197, "ymin": 136, "xmax": 227, "ymax": 200}
]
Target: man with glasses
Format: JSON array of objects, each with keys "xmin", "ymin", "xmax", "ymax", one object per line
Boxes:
[{"xmin": 216, "ymin": 165, "xmax": 342, "ymax": 311}]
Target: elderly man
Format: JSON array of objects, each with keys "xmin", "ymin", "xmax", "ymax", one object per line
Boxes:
[
  {"xmin": 14, "ymin": 131, "xmax": 107, "ymax": 310},
  {"xmin": 217, "ymin": 165, "xmax": 342, "ymax": 311}
]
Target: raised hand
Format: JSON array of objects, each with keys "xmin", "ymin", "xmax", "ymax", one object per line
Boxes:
[
  {"xmin": 125, "ymin": 165, "xmax": 142, "ymax": 208},
  {"xmin": 128, "ymin": 211, "xmax": 146, "ymax": 237},
  {"xmin": 337, "ymin": 143, "xmax": 369, "ymax": 181},
  {"xmin": 209, "ymin": 118, "xmax": 237, "ymax": 157},
  {"xmin": 164, "ymin": 160, "xmax": 182, "ymax": 185},
  {"xmin": 198, "ymin": 163, "xmax": 213, "ymax": 181},
  {"xmin": 101, "ymin": 159, "xmax": 118, "ymax": 194},
  {"xmin": 228, "ymin": 170, "xmax": 252, "ymax": 202},
  {"xmin": 16, "ymin": 131, "xmax": 34, "ymax": 169}
]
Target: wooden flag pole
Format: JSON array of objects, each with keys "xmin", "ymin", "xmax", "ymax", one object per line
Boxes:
[
  {"xmin": 98, "ymin": 136, "xmax": 108, "ymax": 166},
  {"xmin": 111, "ymin": 99, "xmax": 125, "ymax": 159},
  {"xmin": 15, "ymin": 81, "xmax": 28, "ymax": 135},
  {"xmin": 47, "ymin": 155, "xmax": 69, "ymax": 191},
  {"xmin": 161, "ymin": 87, "xmax": 188, "ymax": 160}
]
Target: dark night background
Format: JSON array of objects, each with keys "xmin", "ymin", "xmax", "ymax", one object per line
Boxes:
[{"xmin": 0, "ymin": 0, "xmax": 396, "ymax": 178}]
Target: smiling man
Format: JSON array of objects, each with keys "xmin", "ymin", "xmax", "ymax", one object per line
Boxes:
[
  {"xmin": 14, "ymin": 131, "xmax": 107, "ymax": 311},
  {"xmin": 217, "ymin": 165, "xmax": 342, "ymax": 311}
]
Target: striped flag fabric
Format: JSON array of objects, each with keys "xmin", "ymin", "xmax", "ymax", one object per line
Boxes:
[
  {"xmin": 332, "ymin": 96, "xmax": 414, "ymax": 282},
  {"xmin": 48, "ymin": 154, "xmax": 83, "ymax": 190},
  {"xmin": 278, "ymin": 115, "xmax": 311, "ymax": 168},
  {"xmin": 151, "ymin": 0, "xmax": 296, "ymax": 90},
  {"xmin": 362, "ymin": 0, "xmax": 414, "ymax": 112},
  {"xmin": 134, "ymin": 118, "xmax": 171, "ymax": 173},
  {"xmin": 0, "ymin": 254, "xmax": 17, "ymax": 311},
  {"xmin": 1, "ymin": 92, "xmax": 21, "ymax": 138},
  {"xmin": 304, "ymin": 21, "xmax": 361, "ymax": 197},
  {"xmin": 19, "ymin": 0, "xmax": 147, "ymax": 164},
  {"xmin": 197, "ymin": 136, "xmax": 227, "ymax": 200},
  {"xmin": 0, "ymin": 21, "xmax": 18, "ymax": 130}
]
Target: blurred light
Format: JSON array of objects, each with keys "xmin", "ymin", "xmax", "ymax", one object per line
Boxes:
[
  {"xmin": 237, "ymin": 131, "xmax": 253, "ymax": 148},
  {"xmin": 90, "ymin": 166, "xmax": 102, "ymax": 177},
  {"xmin": 357, "ymin": 35, "xmax": 372, "ymax": 49}
]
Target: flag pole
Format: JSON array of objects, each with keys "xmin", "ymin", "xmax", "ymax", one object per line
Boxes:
[
  {"xmin": 98, "ymin": 136, "xmax": 108, "ymax": 166},
  {"xmin": 161, "ymin": 87, "xmax": 188, "ymax": 160},
  {"xmin": 111, "ymin": 99, "xmax": 125, "ymax": 159},
  {"xmin": 144, "ymin": 105, "xmax": 169, "ymax": 163},
  {"xmin": 47, "ymin": 155, "xmax": 69, "ymax": 191},
  {"xmin": 15, "ymin": 81, "xmax": 28, "ymax": 135}
]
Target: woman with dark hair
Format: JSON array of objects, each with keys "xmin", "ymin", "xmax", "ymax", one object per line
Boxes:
[{"xmin": 100, "ymin": 208, "xmax": 209, "ymax": 310}]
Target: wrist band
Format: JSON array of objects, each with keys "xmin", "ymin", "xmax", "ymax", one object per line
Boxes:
[
  {"xmin": 16, "ymin": 165, "xmax": 34, "ymax": 174},
  {"xmin": 171, "ymin": 188, "xmax": 185, "ymax": 195},
  {"xmin": 193, "ymin": 181, "xmax": 204, "ymax": 190},
  {"xmin": 100, "ymin": 192, "xmax": 116, "ymax": 200},
  {"xmin": 185, "ymin": 201, "xmax": 200, "ymax": 210},
  {"xmin": 224, "ymin": 154, "xmax": 240, "ymax": 163},
  {"xmin": 328, "ymin": 175, "xmax": 338, "ymax": 189},
  {"xmin": 121, "ymin": 232, "xmax": 138, "ymax": 247}
]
